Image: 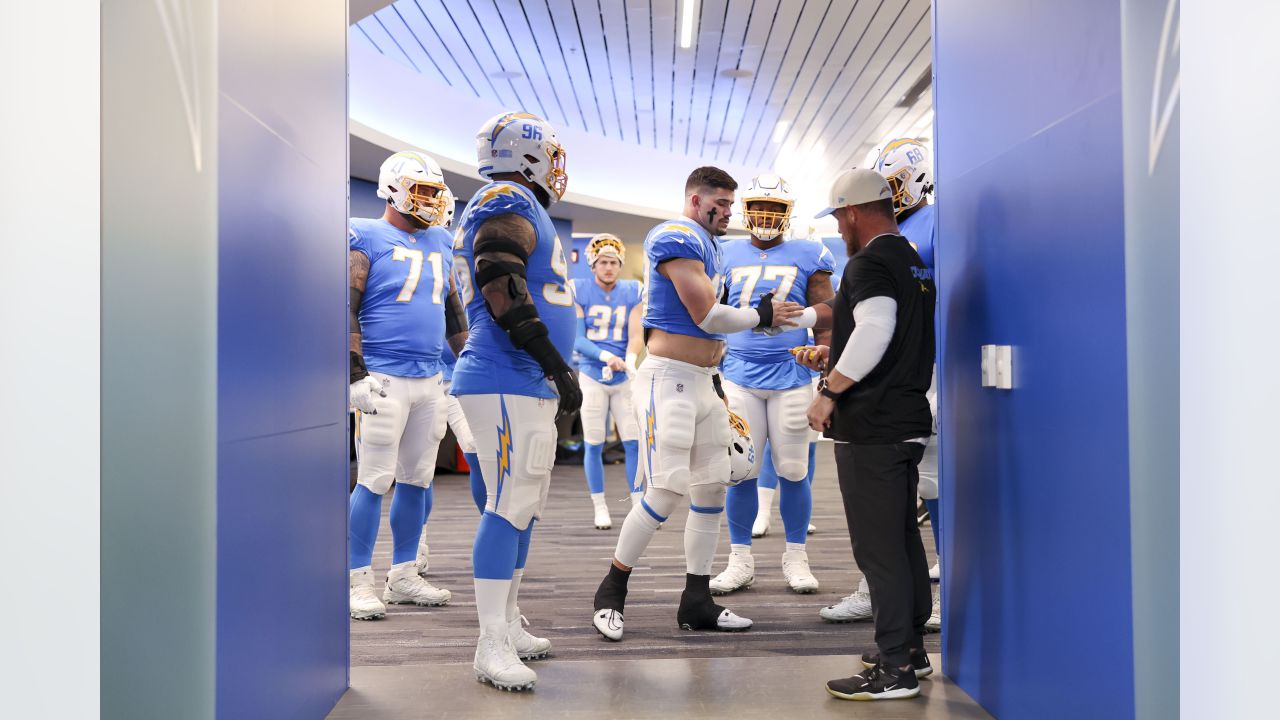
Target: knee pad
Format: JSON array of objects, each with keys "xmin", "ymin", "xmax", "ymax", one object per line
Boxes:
[
  {"xmin": 642, "ymin": 487, "xmax": 683, "ymax": 519},
  {"xmin": 689, "ymin": 482, "xmax": 726, "ymax": 510}
]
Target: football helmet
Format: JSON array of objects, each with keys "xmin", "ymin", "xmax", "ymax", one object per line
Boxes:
[
  {"xmin": 585, "ymin": 233, "xmax": 625, "ymax": 266},
  {"xmin": 727, "ymin": 411, "xmax": 755, "ymax": 486},
  {"xmin": 475, "ymin": 111, "xmax": 568, "ymax": 203},
  {"xmin": 741, "ymin": 174, "xmax": 794, "ymax": 240},
  {"xmin": 873, "ymin": 139, "xmax": 934, "ymax": 214},
  {"xmin": 377, "ymin": 151, "xmax": 448, "ymax": 227},
  {"xmin": 438, "ymin": 185, "xmax": 456, "ymax": 228}
]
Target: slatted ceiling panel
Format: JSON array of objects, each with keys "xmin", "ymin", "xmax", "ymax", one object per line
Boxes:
[
  {"xmin": 797, "ymin": 0, "xmax": 925, "ymax": 167},
  {"xmin": 712, "ymin": 0, "xmax": 783, "ymax": 163},
  {"xmin": 765, "ymin": 0, "xmax": 894, "ymax": 168},
  {"xmin": 729, "ymin": 0, "xmax": 821, "ymax": 166},
  {"xmin": 624, "ymin": 0, "xmax": 656, "ymax": 147},
  {"xmin": 748, "ymin": 0, "xmax": 867, "ymax": 169},
  {"xmin": 494, "ymin": 2, "xmax": 576, "ymax": 129},
  {"xmin": 519, "ymin": 1, "xmax": 590, "ymax": 131},
  {"xmin": 599, "ymin": 1, "xmax": 638, "ymax": 144},
  {"xmin": 697, "ymin": 0, "xmax": 749, "ymax": 150},
  {"xmin": 579, "ymin": 2, "xmax": 627, "ymax": 142},
  {"xmin": 544, "ymin": 1, "xmax": 609, "ymax": 136},
  {"xmin": 832, "ymin": 21, "xmax": 931, "ymax": 169},
  {"xmin": 403, "ymin": 1, "xmax": 502, "ymax": 102},
  {"xmin": 357, "ymin": 0, "xmax": 935, "ymax": 169},
  {"xmin": 720, "ymin": 0, "xmax": 793, "ymax": 164},
  {"xmin": 469, "ymin": 1, "xmax": 555, "ymax": 121},
  {"xmin": 683, "ymin": 0, "xmax": 728, "ymax": 153},
  {"xmin": 649, "ymin": 1, "xmax": 678, "ymax": 151}
]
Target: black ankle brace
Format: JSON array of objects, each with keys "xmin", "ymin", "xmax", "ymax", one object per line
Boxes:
[
  {"xmin": 594, "ymin": 566, "xmax": 631, "ymax": 612},
  {"xmin": 677, "ymin": 574, "xmax": 726, "ymax": 630}
]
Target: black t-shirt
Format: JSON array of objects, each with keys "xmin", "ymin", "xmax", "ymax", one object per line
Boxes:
[{"xmin": 825, "ymin": 234, "xmax": 935, "ymax": 444}]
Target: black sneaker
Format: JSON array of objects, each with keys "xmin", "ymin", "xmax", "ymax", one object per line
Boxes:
[
  {"xmin": 860, "ymin": 648, "xmax": 933, "ymax": 678},
  {"xmin": 826, "ymin": 663, "xmax": 920, "ymax": 701}
]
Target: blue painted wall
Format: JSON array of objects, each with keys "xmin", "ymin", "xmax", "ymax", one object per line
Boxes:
[
  {"xmin": 933, "ymin": 1, "xmax": 1135, "ymax": 718},
  {"xmin": 216, "ymin": 2, "xmax": 349, "ymax": 717}
]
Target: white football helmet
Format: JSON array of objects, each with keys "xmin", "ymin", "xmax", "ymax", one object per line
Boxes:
[
  {"xmin": 741, "ymin": 174, "xmax": 795, "ymax": 240},
  {"xmin": 585, "ymin": 233, "xmax": 625, "ymax": 266},
  {"xmin": 727, "ymin": 411, "xmax": 755, "ymax": 486},
  {"xmin": 873, "ymin": 139, "xmax": 934, "ymax": 214},
  {"xmin": 377, "ymin": 151, "xmax": 448, "ymax": 227},
  {"xmin": 475, "ymin": 111, "xmax": 568, "ymax": 204},
  {"xmin": 438, "ymin": 185, "xmax": 456, "ymax": 228}
]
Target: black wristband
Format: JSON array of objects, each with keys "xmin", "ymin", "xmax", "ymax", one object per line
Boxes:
[
  {"xmin": 350, "ymin": 351, "xmax": 369, "ymax": 384},
  {"xmin": 754, "ymin": 291, "xmax": 775, "ymax": 328}
]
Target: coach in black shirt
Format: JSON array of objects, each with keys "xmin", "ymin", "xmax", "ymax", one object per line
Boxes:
[{"xmin": 791, "ymin": 168, "xmax": 936, "ymax": 701}]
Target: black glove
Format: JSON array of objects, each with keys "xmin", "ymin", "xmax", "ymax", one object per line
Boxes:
[
  {"xmin": 754, "ymin": 291, "xmax": 776, "ymax": 328},
  {"xmin": 523, "ymin": 333, "xmax": 582, "ymax": 420}
]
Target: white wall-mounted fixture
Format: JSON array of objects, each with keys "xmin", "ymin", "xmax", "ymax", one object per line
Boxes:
[{"xmin": 981, "ymin": 345, "xmax": 1013, "ymax": 389}]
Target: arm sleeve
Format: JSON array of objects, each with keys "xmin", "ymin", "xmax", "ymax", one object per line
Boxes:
[
  {"xmin": 574, "ymin": 329, "xmax": 611, "ymax": 361},
  {"xmin": 832, "ymin": 296, "xmax": 897, "ymax": 382}
]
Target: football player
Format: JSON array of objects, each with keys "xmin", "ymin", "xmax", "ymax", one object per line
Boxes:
[
  {"xmin": 414, "ymin": 186, "xmax": 487, "ymax": 583},
  {"xmin": 709, "ymin": 174, "xmax": 836, "ymax": 596},
  {"xmin": 451, "ymin": 111, "xmax": 580, "ymax": 691},
  {"xmin": 571, "ymin": 234, "xmax": 645, "ymax": 529},
  {"xmin": 590, "ymin": 166, "xmax": 801, "ymax": 642},
  {"xmin": 348, "ymin": 151, "xmax": 466, "ymax": 621}
]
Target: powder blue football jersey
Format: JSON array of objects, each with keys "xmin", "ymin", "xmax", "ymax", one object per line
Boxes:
[
  {"xmin": 899, "ymin": 203, "xmax": 936, "ymax": 271},
  {"xmin": 641, "ymin": 218, "xmax": 724, "ymax": 341},
  {"xmin": 450, "ymin": 181, "xmax": 576, "ymax": 399},
  {"xmin": 571, "ymin": 278, "xmax": 644, "ymax": 386},
  {"xmin": 349, "ymin": 218, "xmax": 454, "ymax": 378},
  {"xmin": 721, "ymin": 238, "xmax": 836, "ymax": 390}
]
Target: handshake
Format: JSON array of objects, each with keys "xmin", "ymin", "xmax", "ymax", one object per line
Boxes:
[{"xmin": 752, "ymin": 292, "xmax": 809, "ymax": 336}]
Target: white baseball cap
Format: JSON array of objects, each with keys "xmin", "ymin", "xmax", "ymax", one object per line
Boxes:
[{"xmin": 814, "ymin": 168, "xmax": 894, "ymax": 218}]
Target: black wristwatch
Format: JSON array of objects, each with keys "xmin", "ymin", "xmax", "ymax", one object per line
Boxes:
[{"xmin": 816, "ymin": 377, "xmax": 842, "ymax": 401}]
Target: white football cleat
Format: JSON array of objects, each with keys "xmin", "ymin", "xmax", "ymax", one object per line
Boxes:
[
  {"xmin": 383, "ymin": 560, "xmax": 451, "ymax": 606},
  {"xmin": 592, "ymin": 502, "xmax": 612, "ymax": 530},
  {"xmin": 508, "ymin": 613, "xmax": 551, "ymax": 660},
  {"xmin": 751, "ymin": 516, "xmax": 770, "ymax": 538},
  {"xmin": 808, "ymin": 523, "xmax": 817, "ymax": 535},
  {"xmin": 349, "ymin": 567, "xmax": 386, "ymax": 621},
  {"xmin": 929, "ymin": 562, "xmax": 940, "ymax": 581},
  {"xmin": 925, "ymin": 587, "xmax": 942, "ymax": 632},
  {"xmin": 592, "ymin": 609, "xmax": 624, "ymax": 641},
  {"xmin": 711, "ymin": 608, "xmax": 753, "ymax": 631},
  {"xmin": 782, "ymin": 548, "xmax": 820, "ymax": 593},
  {"xmin": 416, "ymin": 539, "xmax": 430, "ymax": 577},
  {"xmin": 820, "ymin": 579, "xmax": 873, "ymax": 623},
  {"xmin": 474, "ymin": 629, "xmax": 536, "ymax": 691},
  {"xmin": 710, "ymin": 551, "xmax": 755, "ymax": 595}
]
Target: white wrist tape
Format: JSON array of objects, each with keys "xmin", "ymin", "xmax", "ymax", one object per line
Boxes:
[
  {"xmin": 793, "ymin": 306, "xmax": 817, "ymax": 329},
  {"xmin": 697, "ymin": 303, "xmax": 761, "ymax": 334},
  {"xmin": 625, "ymin": 351, "xmax": 639, "ymax": 372}
]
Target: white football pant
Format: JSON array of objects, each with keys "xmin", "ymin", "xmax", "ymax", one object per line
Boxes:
[
  {"xmin": 578, "ymin": 374, "xmax": 639, "ymax": 445},
  {"xmin": 634, "ymin": 356, "xmax": 732, "ymax": 494},
  {"xmin": 442, "ymin": 380, "xmax": 476, "ymax": 454},
  {"xmin": 458, "ymin": 394, "xmax": 558, "ymax": 530},
  {"xmin": 723, "ymin": 380, "xmax": 813, "ymax": 482},
  {"xmin": 355, "ymin": 372, "xmax": 448, "ymax": 495}
]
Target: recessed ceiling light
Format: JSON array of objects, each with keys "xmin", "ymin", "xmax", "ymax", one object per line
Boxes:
[
  {"xmin": 679, "ymin": 0, "xmax": 698, "ymax": 49},
  {"xmin": 771, "ymin": 120, "xmax": 790, "ymax": 143},
  {"xmin": 721, "ymin": 68, "xmax": 753, "ymax": 79},
  {"xmin": 490, "ymin": 70, "xmax": 523, "ymax": 80}
]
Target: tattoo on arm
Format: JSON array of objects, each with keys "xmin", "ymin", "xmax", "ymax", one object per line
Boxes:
[
  {"xmin": 807, "ymin": 271, "xmax": 835, "ymax": 346},
  {"xmin": 350, "ymin": 250, "xmax": 370, "ymax": 354},
  {"xmin": 474, "ymin": 214, "xmax": 538, "ymax": 321}
]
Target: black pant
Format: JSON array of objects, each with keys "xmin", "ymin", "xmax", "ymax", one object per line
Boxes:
[{"xmin": 834, "ymin": 441, "xmax": 932, "ymax": 667}]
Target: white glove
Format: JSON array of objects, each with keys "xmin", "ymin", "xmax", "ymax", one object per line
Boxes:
[{"xmin": 350, "ymin": 375, "xmax": 388, "ymax": 414}]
